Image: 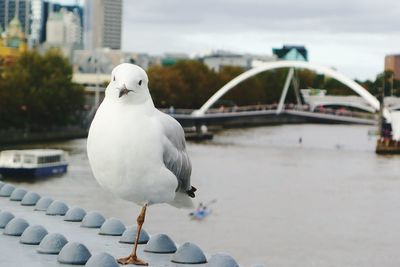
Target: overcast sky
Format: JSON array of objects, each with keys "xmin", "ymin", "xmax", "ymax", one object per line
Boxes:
[{"xmin": 61, "ymin": 0, "xmax": 400, "ymax": 80}]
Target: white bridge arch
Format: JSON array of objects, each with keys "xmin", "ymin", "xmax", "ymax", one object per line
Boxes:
[{"xmin": 193, "ymin": 60, "xmax": 388, "ymax": 119}]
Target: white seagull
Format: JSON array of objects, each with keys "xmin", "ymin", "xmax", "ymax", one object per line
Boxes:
[{"xmin": 87, "ymin": 63, "xmax": 196, "ymax": 265}]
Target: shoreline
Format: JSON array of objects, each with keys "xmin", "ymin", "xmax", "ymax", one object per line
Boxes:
[{"xmin": 0, "ymin": 128, "xmax": 89, "ymax": 147}]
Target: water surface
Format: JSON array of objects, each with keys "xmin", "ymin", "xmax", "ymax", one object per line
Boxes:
[{"xmin": 2, "ymin": 124, "xmax": 400, "ymax": 267}]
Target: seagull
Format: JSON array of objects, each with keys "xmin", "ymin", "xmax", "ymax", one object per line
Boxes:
[{"xmin": 87, "ymin": 63, "xmax": 196, "ymax": 265}]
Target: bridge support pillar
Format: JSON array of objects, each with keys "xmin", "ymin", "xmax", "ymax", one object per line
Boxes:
[{"xmin": 276, "ymin": 68, "xmax": 294, "ymax": 114}]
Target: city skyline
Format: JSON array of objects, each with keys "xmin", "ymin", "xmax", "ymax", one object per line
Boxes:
[{"xmin": 48, "ymin": 0, "xmax": 400, "ymax": 80}]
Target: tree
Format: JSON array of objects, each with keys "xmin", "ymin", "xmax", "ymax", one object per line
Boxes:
[
  {"xmin": 144, "ymin": 60, "xmax": 399, "ymax": 109},
  {"xmin": 147, "ymin": 60, "xmax": 220, "ymax": 109},
  {"xmin": 377, "ymin": 70, "xmax": 396, "ymax": 96},
  {"xmin": 0, "ymin": 49, "xmax": 85, "ymax": 129},
  {"xmin": 217, "ymin": 66, "xmax": 266, "ymax": 106},
  {"xmin": 147, "ymin": 65, "xmax": 186, "ymax": 108},
  {"xmin": 173, "ymin": 60, "xmax": 220, "ymax": 108}
]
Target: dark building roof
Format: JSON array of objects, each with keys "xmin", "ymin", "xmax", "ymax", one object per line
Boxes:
[{"xmin": 272, "ymin": 45, "xmax": 308, "ymax": 61}]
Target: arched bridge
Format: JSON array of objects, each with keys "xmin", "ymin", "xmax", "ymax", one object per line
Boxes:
[{"xmin": 191, "ymin": 60, "xmax": 389, "ymax": 121}]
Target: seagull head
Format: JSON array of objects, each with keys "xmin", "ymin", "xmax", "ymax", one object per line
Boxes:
[{"xmin": 106, "ymin": 63, "xmax": 150, "ymax": 104}]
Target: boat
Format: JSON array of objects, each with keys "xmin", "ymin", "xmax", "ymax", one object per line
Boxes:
[
  {"xmin": 189, "ymin": 199, "xmax": 216, "ymax": 220},
  {"xmin": 185, "ymin": 131, "xmax": 214, "ymax": 141},
  {"xmin": 0, "ymin": 149, "xmax": 68, "ymax": 177},
  {"xmin": 376, "ymin": 115, "xmax": 400, "ymax": 154},
  {"xmin": 184, "ymin": 125, "xmax": 214, "ymax": 141},
  {"xmin": 376, "ymin": 94, "xmax": 400, "ymax": 154},
  {"xmin": 189, "ymin": 207, "xmax": 211, "ymax": 220}
]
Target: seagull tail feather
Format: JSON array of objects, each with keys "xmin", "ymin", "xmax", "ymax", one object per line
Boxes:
[{"xmin": 186, "ymin": 186, "xmax": 197, "ymax": 198}]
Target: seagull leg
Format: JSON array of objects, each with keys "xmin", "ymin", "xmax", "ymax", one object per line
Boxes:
[{"xmin": 118, "ymin": 204, "xmax": 148, "ymax": 266}]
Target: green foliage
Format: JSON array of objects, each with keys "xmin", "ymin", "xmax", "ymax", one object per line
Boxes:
[
  {"xmin": 257, "ymin": 69, "xmax": 289, "ymax": 103},
  {"xmin": 0, "ymin": 49, "xmax": 85, "ymax": 129},
  {"xmin": 148, "ymin": 65, "xmax": 187, "ymax": 107},
  {"xmin": 148, "ymin": 60, "xmax": 220, "ymax": 109},
  {"xmin": 372, "ymin": 70, "xmax": 399, "ymax": 96},
  {"xmin": 174, "ymin": 60, "xmax": 220, "ymax": 108},
  {"xmin": 220, "ymin": 66, "xmax": 266, "ymax": 106},
  {"xmin": 148, "ymin": 62, "xmax": 288, "ymax": 108}
]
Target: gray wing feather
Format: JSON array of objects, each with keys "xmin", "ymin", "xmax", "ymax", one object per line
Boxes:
[{"xmin": 157, "ymin": 110, "xmax": 192, "ymax": 192}]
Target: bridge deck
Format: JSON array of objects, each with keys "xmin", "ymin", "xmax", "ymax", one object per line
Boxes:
[{"xmin": 173, "ymin": 109, "xmax": 377, "ymax": 128}]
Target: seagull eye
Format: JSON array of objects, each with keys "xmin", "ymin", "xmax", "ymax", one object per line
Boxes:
[{"xmin": 138, "ymin": 80, "xmax": 142, "ymax": 86}]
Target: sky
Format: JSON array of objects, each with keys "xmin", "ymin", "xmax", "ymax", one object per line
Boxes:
[{"xmin": 59, "ymin": 0, "xmax": 400, "ymax": 80}]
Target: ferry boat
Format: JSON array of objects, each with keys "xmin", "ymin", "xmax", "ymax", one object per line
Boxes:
[{"xmin": 0, "ymin": 149, "xmax": 68, "ymax": 177}]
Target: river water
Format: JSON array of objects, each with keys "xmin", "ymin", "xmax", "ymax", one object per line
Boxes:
[{"xmin": 2, "ymin": 124, "xmax": 400, "ymax": 267}]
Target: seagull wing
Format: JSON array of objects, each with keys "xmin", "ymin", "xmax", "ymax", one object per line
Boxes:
[{"xmin": 156, "ymin": 110, "xmax": 192, "ymax": 193}]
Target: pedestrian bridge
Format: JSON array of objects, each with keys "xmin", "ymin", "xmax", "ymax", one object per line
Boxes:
[
  {"xmin": 191, "ymin": 60, "xmax": 390, "ymax": 121},
  {"xmin": 170, "ymin": 105, "xmax": 377, "ymax": 129}
]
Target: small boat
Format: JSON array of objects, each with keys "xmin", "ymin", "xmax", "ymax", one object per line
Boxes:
[
  {"xmin": 0, "ymin": 149, "xmax": 68, "ymax": 178},
  {"xmin": 189, "ymin": 199, "xmax": 216, "ymax": 220},
  {"xmin": 189, "ymin": 208, "xmax": 211, "ymax": 220},
  {"xmin": 185, "ymin": 132, "xmax": 214, "ymax": 141},
  {"xmin": 184, "ymin": 125, "xmax": 214, "ymax": 141}
]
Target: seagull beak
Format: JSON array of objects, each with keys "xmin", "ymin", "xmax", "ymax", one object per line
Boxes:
[
  {"xmin": 117, "ymin": 84, "xmax": 133, "ymax": 98},
  {"xmin": 119, "ymin": 88, "xmax": 130, "ymax": 98}
]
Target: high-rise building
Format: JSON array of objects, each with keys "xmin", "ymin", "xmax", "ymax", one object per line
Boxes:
[
  {"xmin": 385, "ymin": 54, "xmax": 400, "ymax": 80},
  {"xmin": 42, "ymin": 1, "xmax": 83, "ymax": 43},
  {"xmin": 64, "ymin": 9, "xmax": 82, "ymax": 46},
  {"xmin": 84, "ymin": 0, "xmax": 122, "ymax": 50},
  {"xmin": 46, "ymin": 10, "xmax": 63, "ymax": 44},
  {"xmin": 46, "ymin": 8, "xmax": 82, "ymax": 48},
  {"xmin": 30, "ymin": 0, "xmax": 44, "ymax": 46},
  {"xmin": 0, "ymin": 0, "xmax": 31, "ymax": 36}
]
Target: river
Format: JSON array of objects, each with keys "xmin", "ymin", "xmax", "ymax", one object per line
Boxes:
[{"xmin": 2, "ymin": 124, "xmax": 400, "ymax": 267}]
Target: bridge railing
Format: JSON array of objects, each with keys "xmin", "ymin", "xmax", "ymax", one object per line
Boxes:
[
  {"xmin": 161, "ymin": 104, "xmax": 377, "ymax": 120},
  {"xmin": 311, "ymin": 106, "xmax": 377, "ymax": 120}
]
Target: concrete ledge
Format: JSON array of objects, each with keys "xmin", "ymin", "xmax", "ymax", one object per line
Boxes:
[{"xmin": 0, "ymin": 183, "xmax": 245, "ymax": 266}]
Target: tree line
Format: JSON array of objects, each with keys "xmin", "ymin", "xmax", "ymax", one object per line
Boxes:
[
  {"xmin": 147, "ymin": 60, "xmax": 399, "ymax": 109},
  {"xmin": 0, "ymin": 50, "xmax": 398, "ymax": 130}
]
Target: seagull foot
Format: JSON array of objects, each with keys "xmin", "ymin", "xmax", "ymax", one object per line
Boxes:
[{"xmin": 117, "ymin": 255, "xmax": 148, "ymax": 266}]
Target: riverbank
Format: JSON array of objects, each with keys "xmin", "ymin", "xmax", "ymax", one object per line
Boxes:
[
  {"xmin": 0, "ymin": 127, "xmax": 88, "ymax": 146},
  {"xmin": 0, "ymin": 127, "xmax": 213, "ymax": 146}
]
